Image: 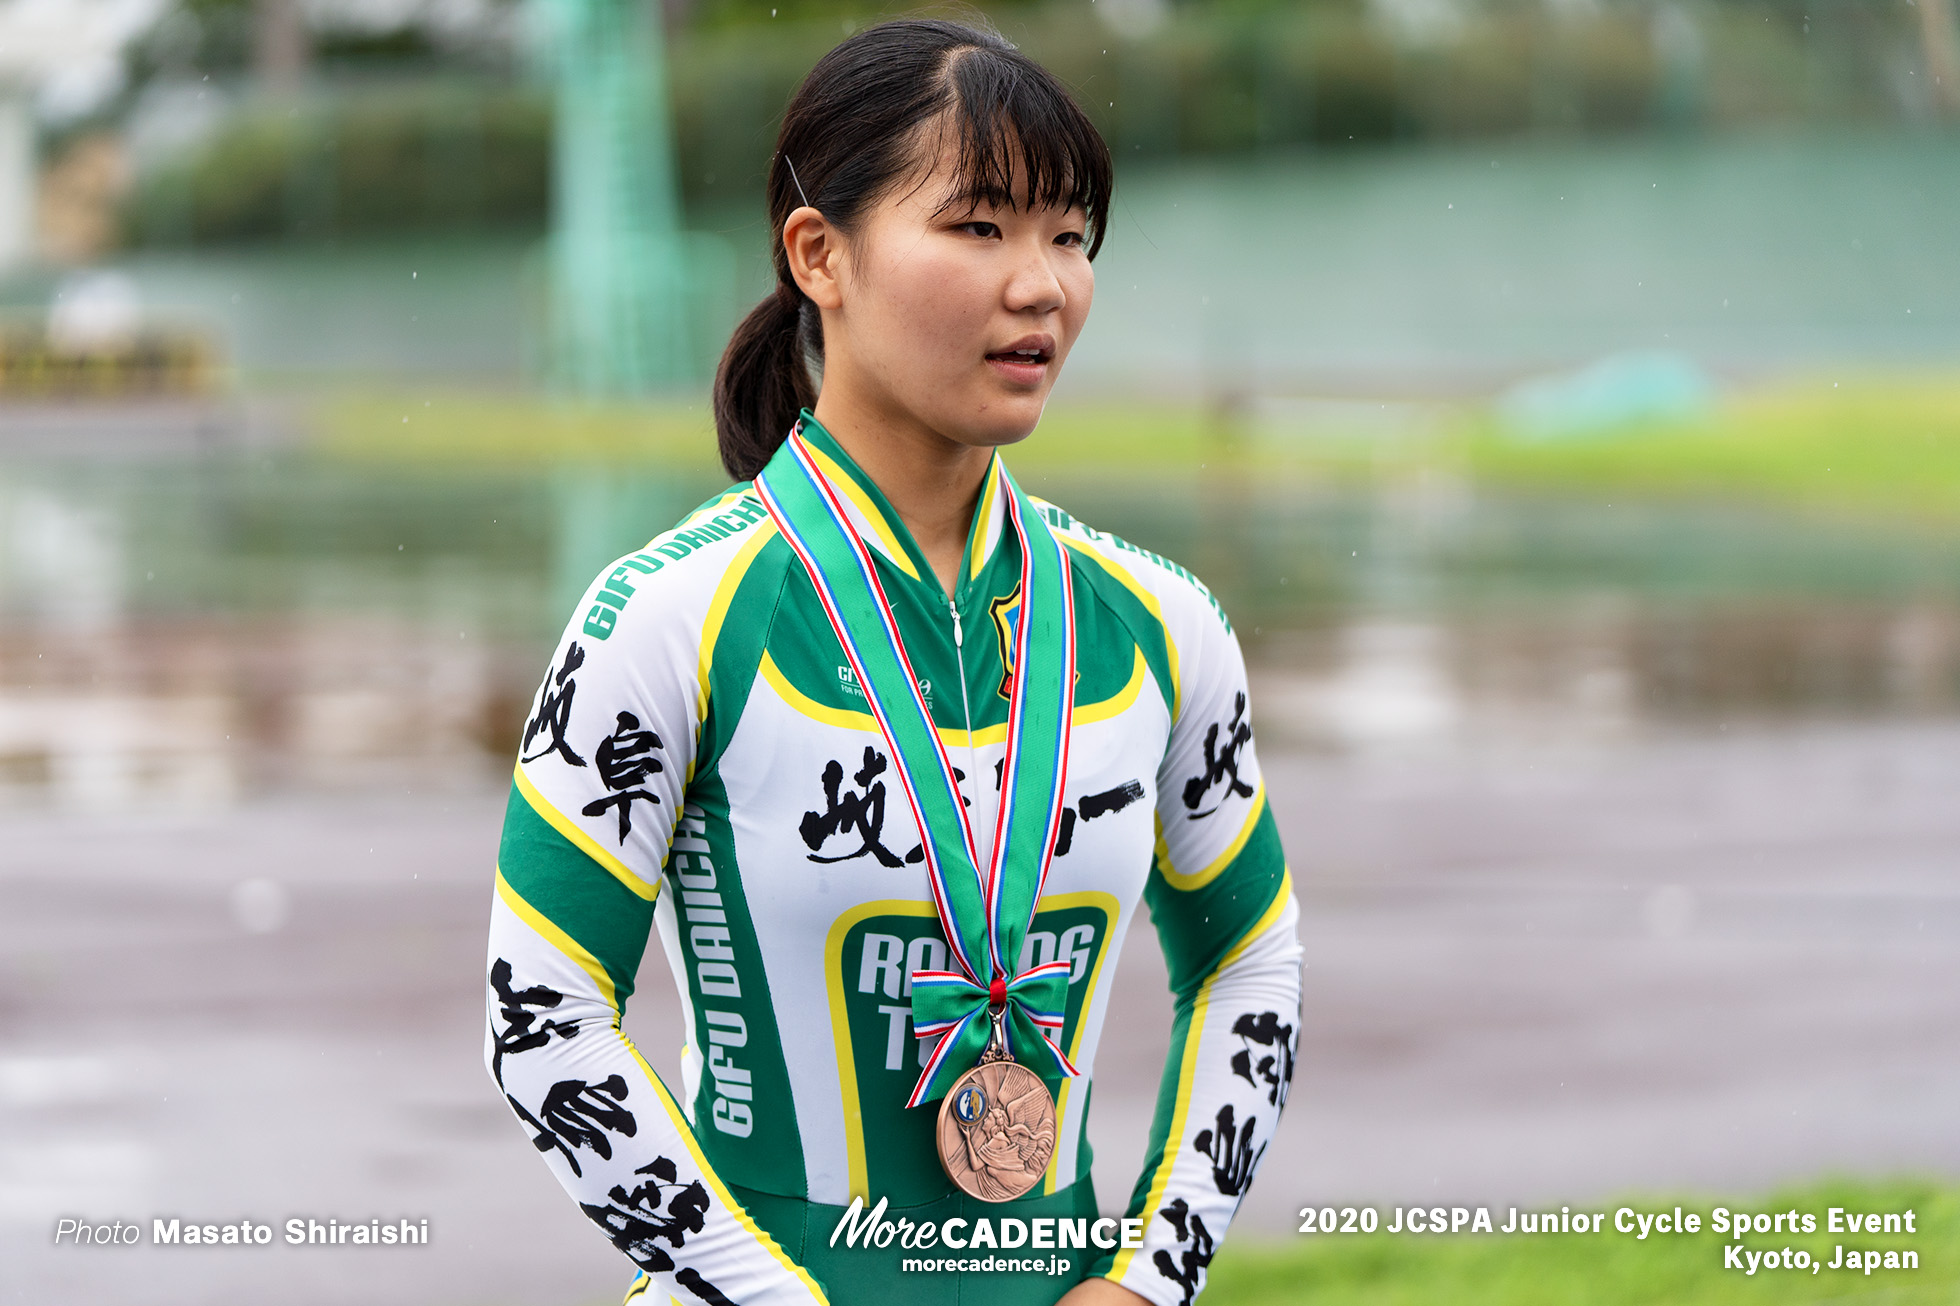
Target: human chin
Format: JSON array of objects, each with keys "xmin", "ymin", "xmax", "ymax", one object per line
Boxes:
[{"xmin": 952, "ymin": 387, "xmax": 1045, "ymax": 448}]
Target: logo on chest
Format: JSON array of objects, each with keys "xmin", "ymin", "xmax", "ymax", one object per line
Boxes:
[{"xmin": 839, "ymin": 665, "xmax": 930, "ymax": 706}]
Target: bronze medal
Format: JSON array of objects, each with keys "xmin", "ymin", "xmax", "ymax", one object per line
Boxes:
[{"xmin": 936, "ymin": 1010, "xmax": 1057, "ymax": 1202}]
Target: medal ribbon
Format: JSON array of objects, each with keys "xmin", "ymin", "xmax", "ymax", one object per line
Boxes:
[{"xmin": 755, "ymin": 424, "xmax": 1080, "ymax": 1106}]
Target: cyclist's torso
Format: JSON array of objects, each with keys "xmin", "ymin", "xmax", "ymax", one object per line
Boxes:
[{"xmin": 511, "ymin": 428, "xmax": 1270, "ymax": 1218}]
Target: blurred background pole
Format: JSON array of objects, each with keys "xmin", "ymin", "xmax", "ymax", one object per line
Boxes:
[
  {"xmin": 1922, "ymin": 0, "xmax": 1960, "ymax": 118},
  {"xmin": 535, "ymin": 0, "xmax": 692, "ymax": 396},
  {"xmin": 0, "ymin": 2, "xmax": 59, "ymax": 275},
  {"xmin": 254, "ymin": 0, "xmax": 311, "ymax": 93},
  {"xmin": 0, "ymin": 82, "xmax": 32, "ymax": 272}
]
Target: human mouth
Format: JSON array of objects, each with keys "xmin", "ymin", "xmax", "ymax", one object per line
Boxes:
[{"xmin": 984, "ymin": 335, "xmax": 1055, "ymax": 386}]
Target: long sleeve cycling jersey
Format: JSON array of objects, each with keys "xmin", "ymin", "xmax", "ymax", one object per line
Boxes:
[{"xmin": 485, "ymin": 418, "xmax": 1301, "ymax": 1306}]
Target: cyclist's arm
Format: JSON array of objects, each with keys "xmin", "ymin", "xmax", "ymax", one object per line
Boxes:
[
  {"xmin": 1089, "ymin": 562, "xmax": 1302, "ymax": 1306},
  {"xmin": 487, "ymin": 535, "xmax": 826, "ymax": 1306}
]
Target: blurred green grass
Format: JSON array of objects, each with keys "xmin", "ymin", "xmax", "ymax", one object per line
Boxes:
[
  {"xmin": 316, "ymin": 372, "xmax": 1960, "ymax": 523},
  {"xmin": 1204, "ymin": 1177, "xmax": 1953, "ymax": 1306},
  {"xmin": 1461, "ymin": 374, "xmax": 1960, "ymax": 522},
  {"xmin": 318, "ymin": 391, "xmax": 724, "ymax": 469}
]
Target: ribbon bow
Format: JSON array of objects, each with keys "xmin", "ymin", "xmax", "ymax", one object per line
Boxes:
[{"xmin": 907, "ymin": 961, "xmax": 1079, "ymax": 1106}]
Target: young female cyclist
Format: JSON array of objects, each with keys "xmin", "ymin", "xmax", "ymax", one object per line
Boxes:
[{"xmin": 486, "ymin": 19, "xmax": 1301, "ymax": 1306}]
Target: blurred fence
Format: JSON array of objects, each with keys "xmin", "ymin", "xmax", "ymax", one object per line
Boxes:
[{"xmin": 120, "ymin": 0, "xmax": 1942, "ymax": 246}]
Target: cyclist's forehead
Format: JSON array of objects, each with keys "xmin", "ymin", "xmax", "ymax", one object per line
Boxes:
[{"xmin": 890, "ymin": 114, "xmax": 1088, "ymax": 222}]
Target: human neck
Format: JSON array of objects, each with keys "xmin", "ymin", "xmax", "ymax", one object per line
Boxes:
[{"xmin": 810, "ymin": 389, "xmax": 993, "ymax": 598}]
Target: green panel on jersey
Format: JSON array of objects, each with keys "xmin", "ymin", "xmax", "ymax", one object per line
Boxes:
[
  {"xmin": 1145, "ymin": 802, "xmax": 1288, "ymax": 998},
  {"xmin": 497, "ymin": 781, "xmax": 656, "ymax": 1007},
  {"xmin": 765, "ymin": 553, "xmax": 1159, "ymax": 741},
  {"xmin": 829, "ymin": 898, "xmax": 1117, "ymax": 1206},
  {"xmin": 666, "ymin": 775, "xmax": 809, "ymax": 1197},
  {"xmin": 767, "ymin": 559, "xmax": 997, "ymax": 734}
]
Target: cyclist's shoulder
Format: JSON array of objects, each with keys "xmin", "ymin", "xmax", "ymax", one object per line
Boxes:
[
  {"xmin": 1031, "ymin": 496, "xmax": 1235, "ymax": 638},
  {"xmin": 569, "ymin": 483, "xmax": 791, "ymax": 652}
]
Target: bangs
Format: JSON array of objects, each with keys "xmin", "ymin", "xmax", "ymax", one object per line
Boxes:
[{"xmin": 933, "ymin": 46, "xmax": 1113, "ymax": 259}]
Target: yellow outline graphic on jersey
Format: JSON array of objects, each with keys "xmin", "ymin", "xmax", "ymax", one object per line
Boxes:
[
  {"xmin": 823, "ymin": 898, "xmax": 940, "ymax": 1202},
  {"xmin": 760, "ymin": 647, "xmax": 1146, "ymax": 745},
  {"xmin": 967, "ymin": 459, "xmax": 1004, "ymax": 582},
  {"xmin": 1056, "ymin": 533, "xmax": 1182, "ymax": 720}
]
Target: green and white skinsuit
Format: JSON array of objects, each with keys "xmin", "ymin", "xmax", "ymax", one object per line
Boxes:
[{"xmin": 486, "ymin": 416, "xmax": 1301, "ymax": 1306}]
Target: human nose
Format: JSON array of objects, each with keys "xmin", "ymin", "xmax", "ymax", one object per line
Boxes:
[{"xmin": 1003, "ymin": 237, "xmax": 1067, "ymax": 316}]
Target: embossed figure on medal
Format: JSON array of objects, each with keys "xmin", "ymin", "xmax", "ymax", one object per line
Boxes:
[{"xmin": 937, "ymin": 1006, "xmax": 1057, "ymax": 1201}]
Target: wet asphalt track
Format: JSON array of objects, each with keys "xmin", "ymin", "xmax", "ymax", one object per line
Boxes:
[{"xmin": 4, "ymin": 718, "xmax": 1956, "ymax": 1305}]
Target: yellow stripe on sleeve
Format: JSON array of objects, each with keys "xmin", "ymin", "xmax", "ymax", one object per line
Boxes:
[
  {"xmin": 695, "ymin": 519, "xmax": 779, "ymax": 724},
  {"xmin": 513, "ymin": 763, "xmax": 659, "ymax": 903},
  {"xmin": 496, "ymin": 868, "xmax": 619, "ymax": 1013},
  {"xmin": 1157, "ymin": 781, "xmax": 1267, "ymax": 891},
  {"xmin": 1071, "ymin": 648, "xmax": 1147, "ymax": 727},
  {"xmin": 1107, "ymin": 971, "xmax": 1214, "ymax": 1283},
  {"xmin": 1107, "ymin": 870, "xmax": 1290, "ymax": 1280},
  {"xmin": 1218, "ymin": 867, "xmax": 1294, "ymax": 971},
  {"xmin": 619, "ymin": 1034, "xmax": 831, "ymax": 1305},
  {"xmin": 821, "ymin": 899, "xmax": 940, "ymax": 1201}
]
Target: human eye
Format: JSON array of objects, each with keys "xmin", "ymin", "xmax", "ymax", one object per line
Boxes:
[
  {"xmin": 957, "ymin": 220, "xmax": 1001, "ymax": 239},
  {"xmin": 1053, "ymin": 229, "xmax": 1086, "ymax": 248}
]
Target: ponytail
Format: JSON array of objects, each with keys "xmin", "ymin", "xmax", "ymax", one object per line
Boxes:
[
  {"xmin": 713, "ymin": 283, "xmax": 818, "ymax": 479},
  {"xmin": 709, "ymin": 17, "xmax": 1111, "ymax": 481}
]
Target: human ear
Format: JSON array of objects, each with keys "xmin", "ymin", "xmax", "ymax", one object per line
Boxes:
[{"xmin": 783, "ymin": 206, "xmax": 845, "ymax": 311}]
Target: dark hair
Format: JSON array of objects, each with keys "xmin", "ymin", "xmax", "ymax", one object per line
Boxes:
[{"xmin": 711, "ymin": 17, "xmax": 1114, "ymax": 480}]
